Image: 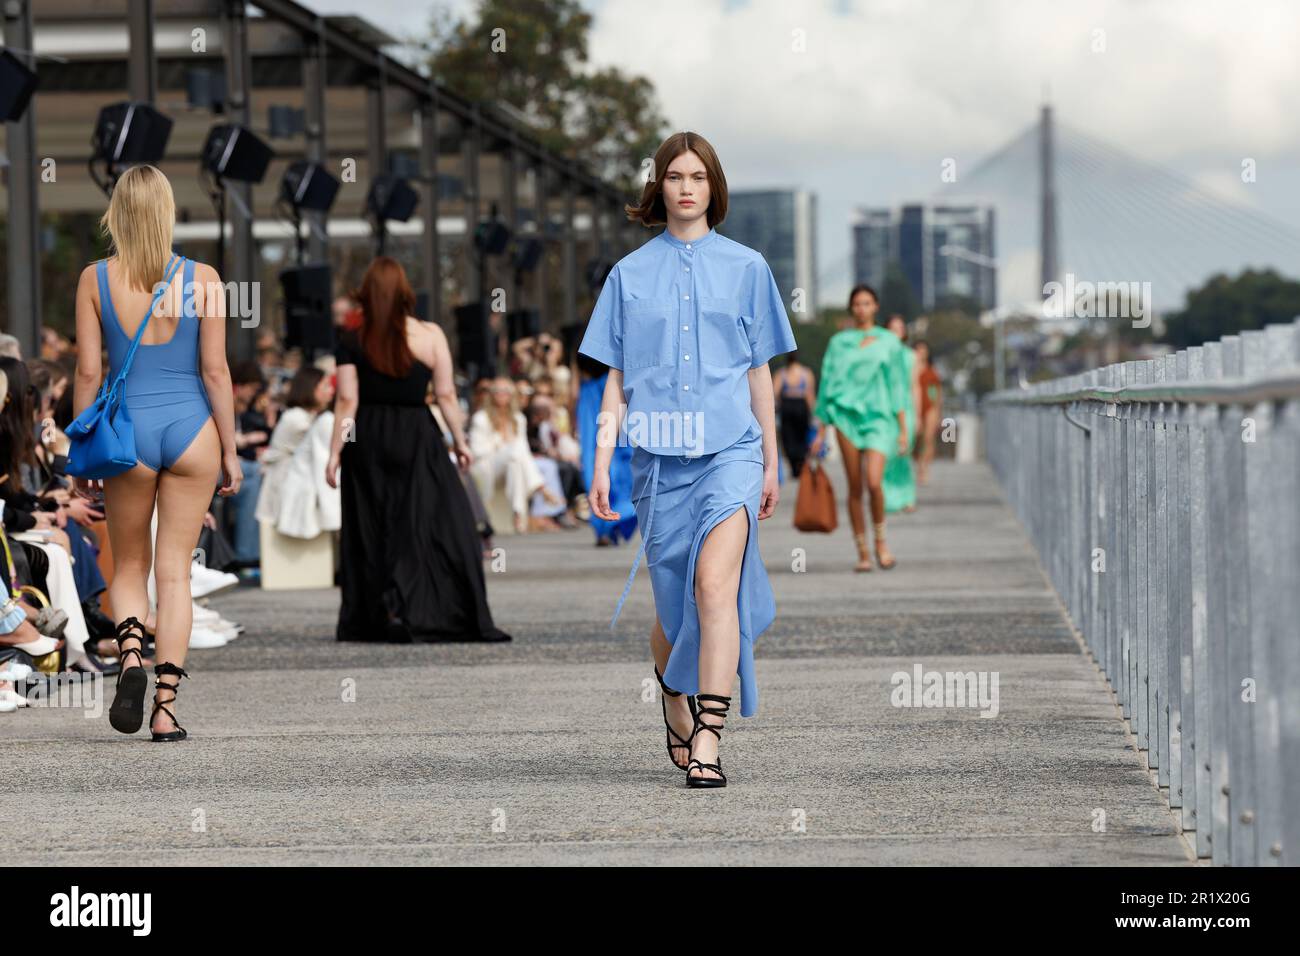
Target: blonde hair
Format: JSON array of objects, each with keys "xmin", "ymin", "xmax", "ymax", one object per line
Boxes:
[{"xmin": 98, "ymin": 164, "xmax": 176, "ymax": 293}]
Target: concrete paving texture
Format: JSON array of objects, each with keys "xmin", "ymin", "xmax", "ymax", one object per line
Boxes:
[{"xmin": 3, "ymin": 461, "xmax": 1193, "ymax": 865}]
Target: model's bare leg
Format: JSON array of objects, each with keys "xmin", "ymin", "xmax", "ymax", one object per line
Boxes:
[
  {"xmin": 151, "ymin": 419, "xmax": 220, "ymax": 734},
  {"xmin": 103, "ymin": 462, "xmax": 162, "ymax": 668},
  {"xmin": 918, "ymin": 407, "xmax": 940, "ymax": 483},
  {"xmin": 834, "ymin": 430, "xmax": 871, "ymax": 570},
  {"xmin": 690, "ymin": 505, "xmax": 748, "ymax": 782},
  {"xmin": 864, "ymin": 449, "xmax": 895, "ymax": 568}
]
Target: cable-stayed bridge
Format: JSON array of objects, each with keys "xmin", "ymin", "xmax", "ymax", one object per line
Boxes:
[{"xmin": 936, "ymin": 106, "xmax": 1300, "ymax": 315}]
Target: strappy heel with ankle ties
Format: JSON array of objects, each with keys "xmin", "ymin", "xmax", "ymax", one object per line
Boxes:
[
  {"xmin": 853, "ymin": 531, "xmax": 873, "ymax": 573},
  {"xmin": 874, "ymin": 521, "xmax": 897, "ymax": 570},
  {"xmin": 686, "ymin": 693, "xmax": 732, "ymax": 788},
  {"xmin": 150, "ymin": 662, "xmax": 190, "ymax": 742},
  {"xmin": 108, "ymin": 617, "xmax": 149, "ymax": 734},
  {"xmin": 656, "ymin": 666, "xmax": 696, "ymax": 770}
]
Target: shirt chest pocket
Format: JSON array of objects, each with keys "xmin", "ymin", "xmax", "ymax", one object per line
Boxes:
[
  {"xmin": 699, "ymin": 296, "xmax": 750, "ymax": 367},
  {"xmin": 623, "ymin": 297, "xmax": 675, "ymax": 368}
]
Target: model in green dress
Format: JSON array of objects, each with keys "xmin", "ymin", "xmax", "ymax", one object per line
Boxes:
[
  {"xmin": 809, "ymin": 284, "xmax": 909, "ymax": 572},
  {"xmin": 882, "ymin": 315, "xmax": 918, "ymax": 513}
]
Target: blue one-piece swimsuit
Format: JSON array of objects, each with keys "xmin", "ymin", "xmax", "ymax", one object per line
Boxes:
[{"xmin": 96, "ymin": 256, "xmax": 213, "ymax": 471}]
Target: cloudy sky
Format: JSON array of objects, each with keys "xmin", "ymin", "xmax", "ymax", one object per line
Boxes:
[{"xmin": 300, "ymin": 0, "xmax": 1300, "ymax": 305}]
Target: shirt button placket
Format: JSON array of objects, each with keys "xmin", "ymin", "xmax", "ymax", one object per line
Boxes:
[{"xmin": 684, "ymin": 244, "xmax": 696, "ymax": 397}]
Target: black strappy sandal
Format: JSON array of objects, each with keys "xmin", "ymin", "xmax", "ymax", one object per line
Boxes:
[
  {"xmin": 686, "ymin": 693, "xmax": 732, "ymax": 789},
  {"xmin": 150, "ymin": 662, "xmax": 190, "ymax": 742},
  {"xmin": 655, "ymin": 666, "xmax": 696, "ymax": 770},
  {"xmin": 108, "ymin": 617, "xmax": 149, "ymax": 734}
]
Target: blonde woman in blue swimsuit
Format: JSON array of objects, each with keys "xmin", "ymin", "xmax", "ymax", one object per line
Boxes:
[{"xmin": 74, "ymin": 165, "xmax": 241, "ymax": 742}]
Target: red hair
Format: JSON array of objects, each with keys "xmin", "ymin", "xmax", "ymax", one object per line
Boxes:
[{"xmin": 350, "ymin": 256, "xmax": 415, "ymax": 377}]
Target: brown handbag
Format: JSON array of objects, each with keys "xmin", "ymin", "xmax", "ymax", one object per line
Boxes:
[{"xmin": 793, "ymin": 458, "xmax": 837, "ymax": 533}]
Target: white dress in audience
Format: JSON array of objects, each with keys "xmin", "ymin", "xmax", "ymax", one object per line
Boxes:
[
  {"xmin": 467, "ymin": 408, "xmax": 544, "ymax": 519},
  {"xmin": 255, "ymin": 407, "xmax": 341, "ymax": 538}
]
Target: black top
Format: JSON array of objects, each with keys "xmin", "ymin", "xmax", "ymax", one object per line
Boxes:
[
  {"xmin": 334, "ymin": 327, "xmax": 433, "ymax": 407},
  {"xmin": 238, "ymin": 408, "xmax": 271, "ymax": 461}
]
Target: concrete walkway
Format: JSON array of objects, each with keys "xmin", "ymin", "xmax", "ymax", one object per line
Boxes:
[{"xmin": 3, "ymin": 461, "xmax": 1192, "ymax": 865}]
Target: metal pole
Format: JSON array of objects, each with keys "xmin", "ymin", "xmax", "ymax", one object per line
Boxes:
[
  {"xmin": 535, "ymin": 162, "xmax": 549, "ymax": 330},
  {"xmin": 419, "ymin": 84, "xmax": 442, "ymax": 326},
  {"xmin": 365, "ymin": 63, "xmax": 387, "ymax": 256},
  {"xmin": 302, "ymin": 17, "xmax": 329, "ymax": 266},
  {"xmin": 221, "ymin": 0, "xmax": 258, "ymax": 360},
  {"xmin": 127, "ymin": 0, "xmax": 157, "ymax": 103},
  {"xmin": 563, "ymin": 180, "xmax": 576, "ymax": 331},
  {"xmin": 3, "ymin": 0, "xmax": 42, "ymax": 357}
]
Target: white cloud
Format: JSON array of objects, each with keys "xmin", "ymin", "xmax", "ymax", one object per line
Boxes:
[{"xmin": 296, "ymin": 0, "xmax": 1300, "ymax": 304}]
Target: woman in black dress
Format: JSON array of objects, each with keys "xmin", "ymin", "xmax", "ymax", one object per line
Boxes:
[{"xmin": 325, "ymin": 257, "xmax": 511, "ymax": 643}]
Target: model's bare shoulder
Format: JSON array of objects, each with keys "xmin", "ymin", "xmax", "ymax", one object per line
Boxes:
[{"xmin": 190, "ymin": 261, "xmax": 225, "ymax": 316}]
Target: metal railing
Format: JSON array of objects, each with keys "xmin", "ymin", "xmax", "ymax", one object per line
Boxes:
[{"xmin": 984, "ymin": 320, "xmax": 1300, "ymax": 866}]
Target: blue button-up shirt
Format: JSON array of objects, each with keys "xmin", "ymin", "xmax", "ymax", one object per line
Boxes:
[{"xmin": 577, "ymin": 227, "xmax": 798, "ymax": 456}]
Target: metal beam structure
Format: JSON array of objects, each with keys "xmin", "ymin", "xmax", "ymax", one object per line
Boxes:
[
  {"xmin": 220, "ymin": 0, "xmax": 258, "ymax": 359},
  {"xmin": 3, "ymin": 0, "xmax": 42, "ymax": 357},
  {"xmin": 301, "ymin": 14, "xmax": 329, "ymax": 265},
  {"xmin": 418, "ymin": 83, "xmax": 441, "ymax": 325},
  {"xmin": 126, "ymin": 0, "xmax": 157, "ymax": 102},
  {"xmin": 4, "ymin": 0, "xmax": 634, "ymax": 372}
]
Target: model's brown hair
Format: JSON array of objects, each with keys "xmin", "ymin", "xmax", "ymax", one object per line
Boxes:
[
  {"xmin": 625, "ymin": 132, "xmax": 728, "ymax": 228},
  {"xmin": 350, "ymin": 256, "xmax": 416, "ymax": 378}
]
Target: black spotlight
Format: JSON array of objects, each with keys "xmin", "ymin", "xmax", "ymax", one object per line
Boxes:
[
  {"xmin": 280, "ymin": 264, "xmax": 334, "ymax": 359},
  {"xmin": 281, "ymin": 160, "xmax": 339, "ymax": 213},
  {"xmin": 280, "ymin": 160, "xmax": 339, "ymax": 267},
  {"xmin": 201, "ymin": 123, "xmax": 272, "ymax": 183},
  {"xmin": 365, "ymin": 174, "xmax": 419, "ymax": 222},
  {"xmin": 454, "ymin": 302, "xmax": 495, "ymax": 374},
  {"xmin": 365, "ymin": 174, "xmax": 419, "ymax": 256},
  {"xmin": 89, "ymin": 102, "xmax": 173, "ymax": 196},
  {"xmin": 474, "ymin": 220, "xmax": 511, "ymax": 256},
  {"xmin": 513, "ymin": 237, "xmax": 543, "ymax": 272},
  {"xmin": 0, "ymin": 49, "xmax": 39, "ymax": 122},
  {"xmin": 507, "ymin": 309, "xmax": 541, "ymax": 343}
]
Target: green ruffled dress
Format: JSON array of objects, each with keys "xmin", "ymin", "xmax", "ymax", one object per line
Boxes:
[
  {"xmin": 813, "ymin": 326, "xmax": 907, "ymax": 455},
  {"xmin": 883, "ymin": 344, "xmax": 917, "ymax": 512}
]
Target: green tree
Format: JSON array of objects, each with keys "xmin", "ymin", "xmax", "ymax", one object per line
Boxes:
[
  {"xmin": 1161, "ymin": 268, "xmax": 1300, "ymax": 348},
  {"xmin": 426, "ymin": 0, "xmax": 668, "ymax": 192}
]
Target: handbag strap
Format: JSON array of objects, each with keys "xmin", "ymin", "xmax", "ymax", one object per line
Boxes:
[
  {"xmin": 107, "ymin": 252, "xmax": 183, "ymax": 396},
  {"xmin": 0, "ymin": 526, "xmax": 18, "ymax": 592}
]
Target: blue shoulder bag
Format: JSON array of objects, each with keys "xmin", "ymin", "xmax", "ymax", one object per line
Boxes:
[{"xmin": 66, "ymin": 253, "xmax": 184, "ymax": 479}]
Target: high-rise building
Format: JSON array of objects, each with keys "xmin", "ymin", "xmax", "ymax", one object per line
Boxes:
[
  {"xmin": 852, "ymin": 203, "xmax": 997, "ymax": 310},
  {"xmin": 719, "ymin": 189, "xmax": 818, "ymax": 322}
]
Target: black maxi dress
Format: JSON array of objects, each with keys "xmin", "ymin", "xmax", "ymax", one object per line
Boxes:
[{"xmin": 334, "ymin": 328, "xmax": 512, "ymax": 643}]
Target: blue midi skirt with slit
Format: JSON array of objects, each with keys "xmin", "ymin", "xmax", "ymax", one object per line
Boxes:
[{"xmin": 608, "ymin": 421, "xmax": 774, "ymax": 717}]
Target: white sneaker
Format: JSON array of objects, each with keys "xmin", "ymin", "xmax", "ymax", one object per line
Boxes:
[
  {"xmin": 0, "ymin": 696, "xmax": 15, "ymax": 714},
  {"xmin": 191, "ymin": 563, "xmax": 240, "ymax": 599},
  {"xmin": 0, "ymin": 688, "xmax": 29, "ymax": 708},
  {"xmin": 188, "ymin": 625, "xmax": 230, "ymax": 649},
  {"xmin": 191, "ymin": 603, "xmax": 222, "ymax": 624},
  {"xmin": 218, "ymin": 617, "xmax": 245, "ymax": 637},
  {"xmin": 206, "ymin": 620, "xmax": 240, "ymax": 641},
  {"xmin": 0, "ymin": 662, "xmax": 33, "ymax": 682}
]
